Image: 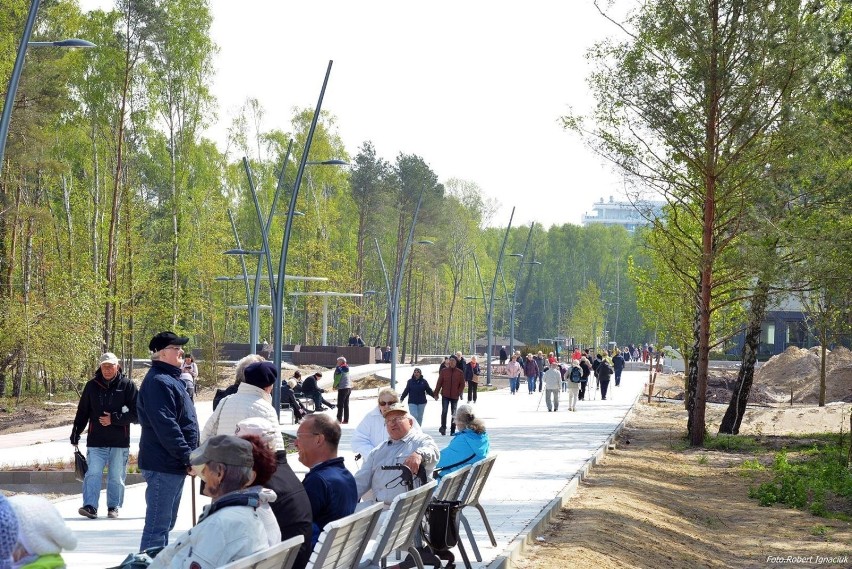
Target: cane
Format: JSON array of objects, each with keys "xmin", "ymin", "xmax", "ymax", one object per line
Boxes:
[
  {"xmin": 191, "ymin": 475, "xmax": 197, "ymax": 526},
  {"xmin": 536, "ymin": 388, "xmax": 546, "ymax": 411}
]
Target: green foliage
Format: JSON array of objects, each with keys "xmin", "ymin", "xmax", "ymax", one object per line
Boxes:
[{"xmin": 749, "ymin": 447, "xmax": 852, "ymax": 519}]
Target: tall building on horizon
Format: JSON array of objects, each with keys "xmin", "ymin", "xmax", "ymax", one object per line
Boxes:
[{"xmin": 581, "ymin": 195, "xmax": 664, "ymax": 232}]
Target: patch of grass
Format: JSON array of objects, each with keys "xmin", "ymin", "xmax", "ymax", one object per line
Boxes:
[
  {"xmin": 748, "ymin": 446, "xmax": 852, "ymax": 519},
  {"xmin": 811, "ymin": 524, "xmax": 829, "ymax": 537},
  {"xmin": 697, "ymin": 454, "xmax": 709, "ymax": 465},
  {"xmin": 704, "ymin": 434, "xmax": 761, "ymax": 452},
  {"xmin": 739, "ymin": 458, "xmax": 764, "ymax": 478}
]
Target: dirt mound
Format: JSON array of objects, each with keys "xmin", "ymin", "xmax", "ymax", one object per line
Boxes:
[
  {"xmin": 754, "ymin": 346, "xmax": 852, "ymax": 404},
  {"xmin": 352, "ymin": 374, "xmax": 388, "ymax": 389}
]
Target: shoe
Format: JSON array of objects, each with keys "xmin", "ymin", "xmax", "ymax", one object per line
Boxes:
[
  {"xmin": 329, "ymin": 404, "xmax": 337, "ymax": 409},
  {"xmin": 439, "ymin": 427, "xmax": 446, "ymax": 436},
  {"xmin": 79, "ymin": 505, "xmax": 97, "ymax": 519},
  {"xmin": 108, "ymin": 508, "xmax": 119, "ymax": 519},
  {"xmin": 341, "ymin": 420, "xmax": 348, "ymax": 424},
  {"xmin": 601, "ymin": 397, "xmax": 607, "ymax": 400}
]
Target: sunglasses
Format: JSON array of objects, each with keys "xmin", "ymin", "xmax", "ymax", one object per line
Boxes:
[{"xmin": 378, "ymin": 400, "xmax": 397, "ymax": 406}]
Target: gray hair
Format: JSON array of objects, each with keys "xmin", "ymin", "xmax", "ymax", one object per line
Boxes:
[
  {"xmin": 206, "ymin": 461, "xmax": 254, "ymax": 495},
  {"xmin": 454, "ymin": 403, "xmax": 486, "ymax": 434},
  {"xmin": 377, "ymin": 387, "xmax": 399, "ymax": 401},
  {"xmin": 235, "ymin": 354, "xmax": 265, "ymax": 385}
]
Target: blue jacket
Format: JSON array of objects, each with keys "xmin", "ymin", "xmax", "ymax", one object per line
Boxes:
[
  {"xmin": 302, "ymin": 457, "xmax": 357, "ymax": 546},
  {"xmin": 400, "ymin": 376, "xmax": 434, "ymax": 405},
  {"xmin": 137, "ymin": 360, "xmax": 199, "ymax": 474},
  {"xmin": 435, "ymin": 429, "xmax": 489, "ymax": 479}
]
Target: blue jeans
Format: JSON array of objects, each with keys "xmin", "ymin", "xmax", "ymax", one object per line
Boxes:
[
  {"xmin": 140, "ymin": 470, "xmax": 186, "ymax": 550},
  {"xmin": 83, "ymin": 446, "xmax": 129, "ymax": 510},
  {"xmin": 409, "ymin": 403, "xmax": 426, "ymax": 426},
  {"xmin": 527, "ymin": 375, "xmax": 536, "ymax": 393},
  {"xmin": 510, "ymin": 376, "xmax": 520, "ymax": 394}
]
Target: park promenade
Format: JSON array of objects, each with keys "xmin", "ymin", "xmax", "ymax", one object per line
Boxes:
[{"xmin": 0, "ymin": 364, "xmax": 647, "ymax": 569}]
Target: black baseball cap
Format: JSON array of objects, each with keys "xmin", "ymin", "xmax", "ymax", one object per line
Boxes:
[{"xmin": 149, "ymin": 331, "xmax": 189, "ymax": 352}]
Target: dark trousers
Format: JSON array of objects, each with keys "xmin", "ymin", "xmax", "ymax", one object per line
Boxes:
[
  {"xmin": 466, "ymin": 381, "xmax": 478, "ymax": 402},
  {"xmin": 579, "ymin": 380, "xmax": 587, "ymax": 400},
  {"xmin": 614, "ymin": 369, "xmax": 623, "ymax": 387},
  {"xmin": 600, "ymin": 379, "xmax": 610, "ymax": 399},
  {"xmin": 537, "ymin": 371, "xmax": 543, "ymax": 391},
  {"xmin": 310, "ymin": 391, "xmax": 334, "ymax": 410},
  {"xmin": 336, "ymin": 388, "xmax": 351, "ymax": 422},
  {"xmin": 440, "ymin": 397, "xmax": 458, "ymax": 433}
]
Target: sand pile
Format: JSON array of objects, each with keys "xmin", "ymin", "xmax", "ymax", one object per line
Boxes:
[{"xmin": 753, "ymin": 346, "xmax": 852, "ymax": 404}]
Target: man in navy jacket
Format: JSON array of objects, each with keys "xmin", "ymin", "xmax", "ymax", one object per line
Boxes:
[{"xmin": 137, "ymin": 331, "xmax": 199, "ymax": 551}]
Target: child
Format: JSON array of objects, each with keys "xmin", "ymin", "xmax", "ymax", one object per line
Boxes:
[{"xmin": 8, "ymin": 495, "xmax": 77, "ymax": 569}]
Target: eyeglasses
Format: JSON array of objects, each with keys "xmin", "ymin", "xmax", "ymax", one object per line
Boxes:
[
  {"xmin": 295, "ymin": 431, "xmax": 320, "ymax": 439},
  {"xmin": 162, "ymin": 346, "xmax": 183, "ymax": 351},
  {"xmin": 385, "ymin": 415, "xmax": 408, "ymax": 425},
  {"xmin": 378, "ymin": 400, "xmax": 397, "ymax": 406}
]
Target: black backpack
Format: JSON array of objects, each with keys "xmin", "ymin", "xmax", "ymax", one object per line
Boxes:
[{"xmin": 569, "ymin": 366, "xmax": 582, "ymax": 383}]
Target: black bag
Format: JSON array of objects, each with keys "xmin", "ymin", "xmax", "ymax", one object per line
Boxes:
[
  {"xmin": 74, "ymin": 447, "xmax": 88, "ymax": 482},
  {"xmin": 570, "ymin": 366, "xmax": 583, "ymax": 383},
  {"xmin": 422, "ymin": 499, "xmax": 462, "ymax": 551}
]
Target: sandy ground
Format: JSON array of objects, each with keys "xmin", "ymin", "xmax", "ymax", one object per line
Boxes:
[{"xmin": 515, "ymin": 394, "xmax": 852, "ymax": 569}]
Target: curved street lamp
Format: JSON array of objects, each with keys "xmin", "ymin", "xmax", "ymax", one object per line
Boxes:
[{"xmin": 0, "ymin": 0, "xmax": 96, "ymax": 176}]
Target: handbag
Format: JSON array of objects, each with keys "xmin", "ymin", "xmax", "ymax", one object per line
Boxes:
[
  {"xmin": 421, "ymin": 499, "xmax": 462, "ymax": 551},
  {"xmin": 73, "ymin": 446, "xmax": 88, "ymax": 482}
]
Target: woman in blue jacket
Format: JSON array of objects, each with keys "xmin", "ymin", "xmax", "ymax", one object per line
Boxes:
[
  {"xmin": 400, "ymin": 368, "xmax": 433, "ymax": 426},
  {"xmin": 434, "ymin": 404, "xmax": 489, "ymax": 479}
]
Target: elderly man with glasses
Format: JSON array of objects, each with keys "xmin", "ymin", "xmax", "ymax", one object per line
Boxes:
[
  {"xmin": 137, "ymin": 331, "xmax": 199, "ymax": 551},
  {"xmin": 354, "ymin": 401, "xmax": 439, "ymax": 506},
  {"xmin": 351, "ymin": 387, "xmax": 421, "ymax": 460}
]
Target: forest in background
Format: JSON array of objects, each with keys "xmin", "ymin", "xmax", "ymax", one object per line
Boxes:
[{"xmin": 0, "ymin": 0, "xmax": 650, "ymax": 397}]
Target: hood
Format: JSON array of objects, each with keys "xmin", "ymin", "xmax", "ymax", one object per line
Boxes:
[{"xmin": 456, "ymin": 429, "xmax": 490, "ymax": 456}]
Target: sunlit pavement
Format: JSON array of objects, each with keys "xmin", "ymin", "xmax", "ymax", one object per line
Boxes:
[{"xmin": 0, "ymin": 364, "xmax": 646, "ymax": 569}]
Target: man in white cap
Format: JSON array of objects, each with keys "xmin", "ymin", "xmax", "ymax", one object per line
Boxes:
[
  {"xmin": 354, "ymin": 401, "xmax": 439, "ymax": 506},
  {"xmin": 70, "ymin": 352, "xmax": 138, "ymax": 520}
]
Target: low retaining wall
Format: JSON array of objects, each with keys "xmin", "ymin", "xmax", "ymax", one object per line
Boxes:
[{"xmin": 0, "ymin": 471, "xmax": 145, "ymax": 495}]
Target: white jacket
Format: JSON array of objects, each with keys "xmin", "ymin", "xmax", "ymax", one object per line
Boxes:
[
  {"xmin": 149, "ymin": 501, "xmax": 268, "ymax": 568},
  {"xmin": 201, "ymin": 383, "xmax": 283, "ymax": 451}
]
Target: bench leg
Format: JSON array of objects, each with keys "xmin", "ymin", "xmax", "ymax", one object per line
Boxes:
[
  {"xmin": 474, "ymin": 504, "xmax": 497, "ymax": 546},
  {"xmin": 459, "ymin": 512, "xmax": 482, "ymax": 562}
]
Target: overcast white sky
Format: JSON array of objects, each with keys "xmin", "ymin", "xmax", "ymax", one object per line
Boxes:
[{"xmin": 78, "ymin": 0, "xmax": 627, "ymax": 227}]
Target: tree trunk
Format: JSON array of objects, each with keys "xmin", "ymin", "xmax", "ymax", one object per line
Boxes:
[
  {"xmin": 819, "ymin": 341, "xmax": 827, "ymax": 407},
  {"xmin": 719, "ymin": 279, "xmax": 769, "ymax": 434}
]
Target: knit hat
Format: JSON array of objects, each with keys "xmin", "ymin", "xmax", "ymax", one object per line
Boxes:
[
  {"xmin": 244, "ymin": 361, "xmax": 278, "ymax": 389},
  {"xmin": 0, "ymin": 494, "xmax": 19, "ymax": 569},
  {"xmin": 8, "ymin": 495, "xmax": 77, "ymax": 556}
]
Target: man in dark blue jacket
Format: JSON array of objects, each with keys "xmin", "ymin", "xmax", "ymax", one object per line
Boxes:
[
  {"xmin": 137, "ymin": 331, "xmax": 199, "ymax": 551},
  {"xmin": 71, "ymin": 352, "xmax": 138, "ymax": 520}
]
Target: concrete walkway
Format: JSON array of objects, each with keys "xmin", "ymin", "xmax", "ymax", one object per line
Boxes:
[{"xmin": 0, "ymin": 364, "xmax": 646, "ymax": 569}]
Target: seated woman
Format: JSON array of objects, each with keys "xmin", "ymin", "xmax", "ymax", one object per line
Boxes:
[
  {"xmin": 434, "ymin": 403, "xmax": 489, "ymax": 479},
  {"xmin": 149, "ymin": 435, "xmax": 268, "ymax": 568},
  {"xmin": 7, "ymin": 494, "xmax": 77, "ymax": 569},
  {"xmin": 282, "ymin": 378, "xmax": 309, "ymax": 422}
]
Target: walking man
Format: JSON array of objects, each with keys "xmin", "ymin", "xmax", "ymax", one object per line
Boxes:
[
  {"xmin": 543, "ymin": 365, "xmax": 561, "ymax": 412},
  {"xmin": 434, "ymin": 355, "xmax": 465, "ymax": 436},
  {"xmin": 612, "ymin": 350, "xmax": 625, "ymax": 387},
  {"xmin": 71, "ymin": 352, "xmax": 138, "ymax": 520},
  {"xmin": 137, "ymin": 331, "xmax": 199, "ymax": 551}
]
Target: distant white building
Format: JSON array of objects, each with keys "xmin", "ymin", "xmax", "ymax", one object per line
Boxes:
[{"xmin": 581, "ymin": 196, "xmax": 664, "ymax": 232}]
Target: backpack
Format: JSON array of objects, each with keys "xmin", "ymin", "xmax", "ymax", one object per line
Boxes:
[{"xmin": 569, "ymin": 366, "xmax": 582, "ymax": 383}]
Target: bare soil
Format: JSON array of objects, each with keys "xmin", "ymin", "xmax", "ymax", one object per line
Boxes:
[{"xmin": 516, "ymin": 397, "xmax": 852, "ymax": 569}]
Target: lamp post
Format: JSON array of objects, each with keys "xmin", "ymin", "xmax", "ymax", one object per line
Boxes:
[
  {"xmin": 484, "ymin": 207, "xmax": 515, "ymax": 387},
  {"xmin": 0, "ymin": 0, "xmax": 95, "ymax": 176},
  {"xmin": 287, "ymin": 291, "xmax": 364, "ymax": 345},
  {"xmin": 373, "ymin": 198, "xmax": 428, "ymax": 390},
  {"xmin": 507, "ymin": 224, "xmax": 537, "ymax": 356}
]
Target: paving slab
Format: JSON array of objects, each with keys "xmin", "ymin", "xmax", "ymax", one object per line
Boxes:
[{"xmin": 1, "ymin": 365, "xmax": 646, "ymax": 569}]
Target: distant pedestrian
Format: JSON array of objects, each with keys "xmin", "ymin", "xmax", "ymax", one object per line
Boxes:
[
  {"xmin": 534, "ymin": 351, "xmax": 546, "ymax": 391},
  {"xmin": 612, "ymin": 351, "xmax": 625, "ymax": 387},
  {"xmin": 434, "ymin": 355, "xmax": 465, "ymax": 436},
  {"xmin": 334, "ymin": 356, "xmax": 352, "ymax": 424},
  {"xmin": 523, "ymin": 353, "xmax": 539, "ymax": 395},
  {"xmin": 400, "ymin": 368, "xmax": 434, "ymax": 426},
  {"xmin": 375, "ymin": 346, "xmax": 383, "ymax": 363},
  {"xmin": 543, "ymin": 365, "xmax": 561, "ymax": 412},
  {"xmin": 499, "ymin": 346, "xmax": 507, "ymax": 365},
  {"xmin": 137, "ymin": 331, "xmax": 199, "ymax": 551},
  {"xmin": 579, "ymin": 356, "xmax": 592, "ymax": 400},
  {"xmin": 464, "ymin": 355, "xmax": 481, "ymax": 403},
  {"xmin": 71, "ymin": 352, "xmax": 138, "ymax": 520},
  {"xmin": 506, "ymin": 354, "xmax": 522, "ymax": 395},
  {"xmin": 598, "ymin": 357, "xmax": 614, "ymax": 400},
  {"xmin": 566, "ymin": 360, "xmax": 583, "ymax": 411},
  {"xmin": 179, "ymin": 371, "xmax": 195, "ymax": 402}
]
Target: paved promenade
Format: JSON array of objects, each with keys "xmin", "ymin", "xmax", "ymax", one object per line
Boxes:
[{"xmin": 0, "ymin": 364, "xmax": 646, "ymax": 569}]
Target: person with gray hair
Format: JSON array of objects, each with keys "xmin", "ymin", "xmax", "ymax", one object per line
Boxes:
[
  {"xmin": 433, "ymin": 403, "xmax": 489, "ymax": 479},
  {"xmin": 213, "ymin": 354, "xmax": 265, "ymax": 410},
  {"xmin": 149, "ymin": 435, "xmax": 268, "ymax": 568},
  {"xmin": 354, "ymin": 402, "xmax": 439, "ymax": 505}
]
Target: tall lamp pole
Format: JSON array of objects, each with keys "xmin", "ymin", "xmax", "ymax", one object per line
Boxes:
[
  {"xmin": 508, "ymin": 224, "xmax": 536, "ymax": 356},
  {"xmin": 0, "ymin": 0, "xmax": 95, "ymax": 176},
  {"xmin": 484, "ymin": 207, "xmax": 515, "ymax": 386}
]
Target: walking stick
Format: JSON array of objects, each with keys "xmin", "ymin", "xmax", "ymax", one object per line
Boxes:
[
  {"xmin": 191, "ymin": 475, "xmax": 197, "ymax": 526},
  {"xmin": 536, "ymin": 387, "xmax": 546, "ymax": 411}
]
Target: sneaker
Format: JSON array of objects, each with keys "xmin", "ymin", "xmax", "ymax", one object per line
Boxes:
[
  {"xmin": 79, "ymin": 505, "xmax": 97, "ymax": 519},
  {"xmin": 108, "ymin": 508, "xmax": 119, "ymax": 519}
]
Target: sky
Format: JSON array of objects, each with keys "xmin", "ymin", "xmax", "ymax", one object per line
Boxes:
[{"xmin": 78, "ymin": 0, "xmax": 627, "ymax": 228}]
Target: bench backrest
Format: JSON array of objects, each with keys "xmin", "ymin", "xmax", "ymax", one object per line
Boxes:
[
  {"xmin": 363, "ymin": 480, "xmax": 438, "ymax": 566},
  {"xmin": 434, "ymin": 463, "xmax": 474, "ymax": 501},
  {"xmin": 306, "ymin": 502, "xmax": 384, "ymax": 569},
  {"xmin": 460, "ymin": 455, "xmax": 497, "ymax": 507},
  {"xmin": 220, "ymin": 535, "xmax": 304, "ymax": 569}
]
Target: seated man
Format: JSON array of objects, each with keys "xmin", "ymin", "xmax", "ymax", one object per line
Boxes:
[
  {"xmin": 301, "ymin": 372, "xmax": 336, "ymax": 411},
  {"xmin": 351, "ymin": 387, "xmax": 420, "ymax": 460},
  {"xmin": 295, "ymin": 413, "xmax": 357, "ymax": 546},
  {"xmin": 354, "ymin": 402, "xmax": 439, "ymax": 506}
]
